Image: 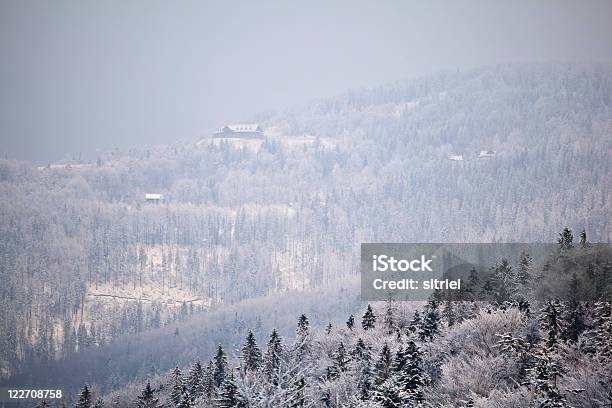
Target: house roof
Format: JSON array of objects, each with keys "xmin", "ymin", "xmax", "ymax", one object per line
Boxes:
[
  {"xmin": 145, "ymin": 193, "xmax": 164, "ymax": 200},
  {"xmin": 216, "ymin": 124, "xmax": 262, "ymax": 133}
]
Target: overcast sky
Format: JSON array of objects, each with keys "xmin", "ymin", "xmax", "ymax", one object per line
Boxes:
[{"xmin": 1, "ymin": 0, "xmax": 611, "ymax": 163}]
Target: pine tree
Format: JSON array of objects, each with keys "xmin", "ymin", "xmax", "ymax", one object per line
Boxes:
[
  {"xmin": 579, "ymin": 229, "xmax": 588, "ymax": 248},
  {"xmin": 214, "ymin": 373, "xmax": 244, "ymax": 408},
  {"xmin": 399, "ymin": 340, "xmax": 429, "ymax": 404},
  {"xmin": 333, "ymin": 341, "xmax": 350, "ymax": 374},
  {"xmin": 136, "ymin": 381, "xmax": 161, "ymax": 408},
  {"xmin": 374, "ymin": 342, "xmax": 392, "ymax": 386},
  {"xmin": 466, "ymin": 267, "xmax": 480, "ymax": 294},
  {"xmin": 209, "ymin": 347, "xmax": 227, "ymax": 390},
  {"xmin": 517, "ymin": 251, "xmax": 532, "ymax": 286},
  {"xmin": 492, "ymin": 258, "xmax": 517, "ymax": 303},
  {"xmin": 372, "ymin": 374, "xmax": 405, "ymax": 408},
  {"xmin": 264, "ymin": 329, "xmax": 283, "ymax": 384},
  {"xmin": 346, "ymin": 314, "xmax": 355, "ymax": 331},
  {"xmin": 362, "ymin": 304, "xmax": 376, "ymax": 330},
  {"xmin": 527, "ymin": 347, "xmax": 569, "ymax": 408},
  {"xmin": 170, "ymin": 366, "xmax": 185, "ymax": 406},
  {"xmin": 391, "ymin": 346, "xmax": 406, "ymax": 373},
  {"xmin": 419, "ymin": 299, "xmax": 441, "ymax": 341},
  {"xmin": 480, "ymin": 278, "xmax": 495, "ymax": 299},
  {"xmin": 176, "ymin": 390, "xmax": 193, "ymax": 408},
  {"xmin": 352, "ymin": 338, "xmax": 370, "ymax": 361},
  {"xmin": 383, "ymin": 298, "xmax": 396, "ymax": 335},
  {"xmin": 357, "ymin": 362, "xmax": 373, "ymax": 400},
  {"xmin": 407, "ymin": 310, "xmax": 421, "ymax": 335},
  {"xmin": 539, "ymin": 300, "xmax": 562, "ymax": 349},
  {"xmin": 561, "ymin": 274, "xmax": 585, "ymax": 343},
  {"xmin": 202, "ymin": 361, "xmax": 216, "ymax": 398},
  {"xmin": 558, "ymin": 227, "xmax": 574, "ymax": 250},
  {"xmin": 296, "ymin": 314, "xmax": 309, "ymax": 337},
  {"xmin": 92, "ymin": 399, "xmax": 104, "ymax": 408},
  {"xmin": 325, "ymin": 322, "xmax": 333, "ymax": 335},
  {"xmin": 187, "ymin": 360, "xmax": 205, "ymax": 400},
  {"xmin": 241, "ymin": 330, "xmax": 262, "ymax": 371},
  {"xmin": 442, "ymin": 297, "xmax": 455, "ymax": 327},
  {"xmin": 588, "ymin": 302, "xmax": 612, "ymax": 358},
  {"xmin": 75, "ymin": 385, "xmax": 92, "ymax": 408}
]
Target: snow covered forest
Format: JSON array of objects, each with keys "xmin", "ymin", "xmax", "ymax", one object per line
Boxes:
[{"xmin": 0, "ymin": 63, "xmax": 611, "ymax": 406}]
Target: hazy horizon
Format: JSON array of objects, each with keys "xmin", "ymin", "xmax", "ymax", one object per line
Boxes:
[{"xmin": 1, "ymin": 0, "xmax": 611, "ymax": 164}]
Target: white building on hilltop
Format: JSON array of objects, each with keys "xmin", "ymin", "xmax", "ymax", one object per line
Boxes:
[
  {"xmin": 213, "ymin": 124, "xmax": 264, "ymax": 139},
  {"xmin": 145, "ymin": 193, "xmax": 164, "ymax": 204},
  {"xmin": 478, "ymin": 150, "xmax": 497, "ymax": 158}
]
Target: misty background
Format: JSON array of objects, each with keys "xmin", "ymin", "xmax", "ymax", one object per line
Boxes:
[{"xmin": 1, "ymin": 0, "xmax": 611, "ymax": 164}]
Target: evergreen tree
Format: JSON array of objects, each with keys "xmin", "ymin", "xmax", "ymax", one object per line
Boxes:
[
  {"xmin": 373, "ymin": 342, "xmax": 392, "ymax": 386},
  {"xmin": 399, "ymin": 340, "xmax": 429, "ymax": 404},
  {"xmin": 372, "ymin": 374, "xmax": 405, "ymax": 408},
  {"xmin": 187, "ymin": 360, "xmax": 205, "ymax": 400},
  {"xmin": 357, "ymin": 363, "xmax": 373, "ymax": 400},
  {"xmin": 492, "ymin": 258, "xmax": 517, "ymax": 303},
  {"xmin": 539, "ymin": 300, "xmax": 562, "ymax": 349},
  {"xmin": 264, "ymin": 329, "xmax": 283, "ymax": 384},
  {"xmin": 391, "ymin": 346, "xmax": 406, "ymax": 373},
  {"xmin": 215, "ymin": 373, "xmax": 244, "ymax": 408},
  {"xmin": 202, "ymin": 361, "xmax": 216, "ymax": 398},
  {"xmin": 325, "ymin": 322, "xmax": 333, "ymax": 335},
  {"xmin": 466, "ymin": 267, "xmax": 480, "ymax": 294},
  {"xmin": 480, "ymin": 278, "xmax": 495, "ymax": 299},
  {"xmin": 333, "ymin": 341, "xmax": 350, "ymax": 374},
  {"xmin": 579, "ymin": 229, "xmax": 588, "ymax": 248},
  {"xmin": 241, "ymin": 330, "xmax": 262, "ymax": 371},
  {"xmin": 92, "ymin": 399, "xmax": 104, "ymax": 408},
  {"xmin": 136, "ymin": 381, "xmax": 161, "ymax": 408},
  {"xmin": 362, "ymin": 304, "xmax": 376, "ymax": 330},
  {"xmin": 346, "ymin": 314, "xmax": 355, "ymax": 331},
  {"xmin": 442, "ymin": 296, "xmax": 456, "ymax": 327},
  {"xmin": 170, "ymin": 366, "xmax": 185, "ymax": 406},
  {"xmin": 419, "ymin": 299, "xmax": 441, "ymax": 341},
  {"xmin": 176, "ymin": 390, "xmax": 193, "ymax": 408},
  {"xmin": 561, "ymin": 274, "xmax": 586, "ymax": 343},
  {"xmin": 517, "ymin": 251, "xmax": 532, "ymax": 286},
  {"xmin": 383, "ymin": 298, "xmax": 396, "ymax": 335},
  {"xmin": 352, "ymin": 338, "xmax": 370, "ymax": 361},
  {"xmin": 527, "ymin": 348, "xmax": 569, "ymax": 408},
  {"xmin": 213, "ymin": 345, "xmax": 228, "ymax": 387},
  {"xmin": 296, "ymin": 314, "xmax": 309, "ymax": 337},
  {"xmin": 558, "ymin": 227, "xmax": 574, "ymax": 250},
  {"xmin": 75, "ymin": 385, "xmax": 92, "ymax": 408},
  {"xmin": 588, "ymin": 302, "xmax": 612, "ymax": 358},
  {"xmin": 407, "ymin": 310, "xmax": 421, "ymax": 335}
]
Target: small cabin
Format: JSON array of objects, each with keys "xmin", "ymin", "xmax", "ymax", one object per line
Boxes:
[
  {"xmin": 213, "ymin": 124, "xmax": 264, "ymax": 139},
  {"xmin": 447, "ymin": 155, "xmax": 464, "ymax": 161},
  {"xmin": 478, "ymin": 150, "xmax": 496, "ymax": 158},
  {"xmin": 145, "ymin": 193, "xmax": 164, "ymax": 204}
]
